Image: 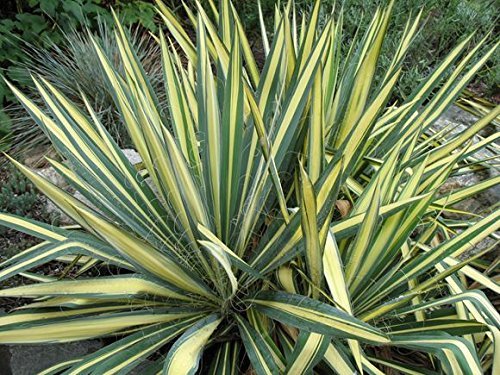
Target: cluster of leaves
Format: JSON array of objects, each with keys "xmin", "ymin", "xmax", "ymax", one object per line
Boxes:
[
  {"xmin": 235, "ymin": 0, "xmax": 499, "ymax": 100},
  {"xmin": 0, "ymin": 164, "xmax": 38, "ymax": 221},
  {"xmin": 0, "ymin": 0, "xmax": 499, "ymax": 374},
  {"xmin": 336, "ymin": 0, "xmax": 499, "ymax": 100},
  {"xmin": 1, "ymin": 20, "xmax": 164, "ymax": 158},
  {"xmin": 0, "ymin": 0, "xmax": 157, "ymax": 140}
]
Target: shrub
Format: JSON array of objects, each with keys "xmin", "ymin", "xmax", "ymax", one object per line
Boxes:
[
  {"xmin": 233, "ymin": 0, "xmax": 499, "ymax": 100},
  {"xmin": 0, "ymin": 164, "xmax": 38, "ymax": 221},
  {"xmin": 2, "ymin": 20, "xmax": 164, "ymax": 157},
  {"xmin": 334, "ymin": 0, "xmax": 499, "ymax": 100},
  {"xmin": 0, "ymin": 0, "xmax": 499, "ymax": 374},
  {"xmin": 0, "ymin": 0, "xmax": 158, "ymax": 141}
]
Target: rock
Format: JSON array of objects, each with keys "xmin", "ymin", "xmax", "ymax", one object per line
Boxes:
[
  {"xmin": 432, "ymin": 105, "xmax": 498, "ymax": 161},
  {"xmin": 121, "ymin": 148, "xmax": 142, "ymax": 165},
  {"xmin": 458, "ymin": 234, "xmax": 498, "ymax": 260},
  {"xmin": 433, "ymin": 104, "xmax": 479, "ymax": 129},
  {"xmin": 45, "ymin": 199, "xmax": 73, "ymax": 226},
  {"xmin": 438, "ymin": 170, "xmax": 499, "ymax": 218},
  {"xmin": 434, "ymin": 106, "xmax": 500, "ymax": 218},
  {"xmin": 36, "ymin": 149, "xmax": 142, "ymax": 190},
  {"xmin": 37, "ymin": 149, "xmax": 145, "ymax": 224},
  {"xmin": 433, "ymin": 106, "xmax": 499, "ymax": 258},
  {"xmin": 0, "ymin": 340, "xmax": 160, "ymax": 375},
  {"xmin": 1, "ymin": 340, "xmax": 102, "ymax": 375},
  {"xmin": 36, "ymin": 167, "xmax": 68, "ymax": 189}
]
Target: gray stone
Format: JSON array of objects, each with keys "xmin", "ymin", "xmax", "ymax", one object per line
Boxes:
[
  {"xmin": 432, "ymin": 105, "xmax": 498, "ymax": 161},
  {"xmin": 434, "ymin": 106, "xmax": 500, "ymax": 218},
  {"xmin": 3, "ymin": 340, "xmax": 102, "ymax": 375},
  {"xmin": 36, "ymin": 167, "xmax": 68, "ymax": 190},
  {"xmin": 433, "ymin": 104, "xmax": 479, "ymax": 129},
  {"xmin": 457, "ymin": 233, "xmax": 499, "ymax": 260},
  {"xmin": 432, "ymin": 106, "xmax": 499, "ymax": 258},
  {"xmin": 73, "ymin": 190, "xmax": 96, "ymax": 211},
  {"xmin": 44, "ymin": 199, "xmax": 73, "ymax": 226},
  {"xmin": 38, "ymin": 149, "xmax": 145, "ymax": 224},
  {"xmin": 36, "ymin": 167, "xmax": 73, "ymax": 224},
  {"xmin": 36, "ymin": 149, "xmax": 141, "ymax": 190},
  {"xmin": 439, "ymin": 170, "xmax": 499, "ymax": 219},
  {"xmin": 121, "ymin": 148, "xmax": 142, "ymax": 165}
]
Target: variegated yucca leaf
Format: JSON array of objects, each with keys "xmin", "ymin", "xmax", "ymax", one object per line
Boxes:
[{"xmin": 0, "ymin": 0, "xmax": 499, "ymax": 373}]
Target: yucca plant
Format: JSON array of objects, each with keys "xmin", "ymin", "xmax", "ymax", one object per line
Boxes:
[{"xmin": 0, "ymin": 0, "xmax": 499, "ymax": 374}]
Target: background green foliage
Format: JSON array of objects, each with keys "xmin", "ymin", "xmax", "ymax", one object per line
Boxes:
[
  {"xmin": 0, "ymin": 0, "xmax": 157, "ymax": 142},
  {"xmin": 336, "ymin": 0, "xmax": 499, "ymax": 100},
  {"xmin": 0, "ymin": 0, "xmax": 498, "ymax": 147},
  {"xmin": 0, "ymin": 165, "xmax": 37, "ymax": 219},
  {"xmin": 232, "ymin": 0, "xmax": 498, "ymax": 100},
  {"xmin": 0, "ymin": 164, "xmax": 59, "ymax": 237},
  {"xmin": 3, "ymin": 21, "xmax": 164, "ymax": 157}
]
